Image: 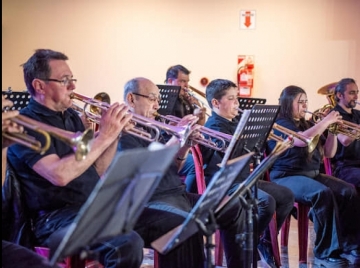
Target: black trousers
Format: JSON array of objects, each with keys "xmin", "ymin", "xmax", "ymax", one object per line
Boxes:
[
  {"xmin": 136, "ymin": 192, "xmax": 247, "ymax": 268},
  {"xmin": 270, "ymin": 171, "xmax": 360, "ymax": 258}
]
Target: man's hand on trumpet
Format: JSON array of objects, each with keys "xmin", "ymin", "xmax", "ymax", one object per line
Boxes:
[
  {"xmin": 193, "ymin": 106, "xmax": 207, "ymax": 122},
  {"xmin": 97, "ymin": 103, "xmax": 133, "ymax": 142}
]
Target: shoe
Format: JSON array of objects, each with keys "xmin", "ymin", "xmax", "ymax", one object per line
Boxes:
[
  {"xmin": 314, "ymin": 256, "xmax": 349, "ymax": 268},
  {"xmin": 290, "ymin": 206, "xmax": 297, "ymax": 220},
  {"xmin": 257, "ymin": 240, "xmax": 277, "ymax": 268},
  {"xmin": 341, "ymin": 249, "xmax": 360, "ymax": 265}
]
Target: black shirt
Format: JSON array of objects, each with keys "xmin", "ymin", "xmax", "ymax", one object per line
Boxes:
[
  {"xmin": 201, "ymin": 111, "xmax": 251, "ymax": 186},
  {"xmin": 267, "ymin": 118, "xmax": 322, "ymax": 173},
  {"xmin": 331, "ymin": 105, "xmax": 360, "ymax": 166},
  {"xmin": 7, "ymin": 98, "xmax": 99, "ymax": 214},
  {"xmin": 117, "ymin": 132, "xmax": 186, "ymax": 202},
  {"xmin": 173, "ymin": 97, "xmax": 194, "ymax": 119}
]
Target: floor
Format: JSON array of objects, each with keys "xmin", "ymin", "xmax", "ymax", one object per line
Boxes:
[{"xmin": 140, "ymin": 218, "xmax": 358, "ymax": 268}]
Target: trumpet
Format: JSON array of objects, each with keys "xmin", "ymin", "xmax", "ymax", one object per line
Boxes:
[
  {"xmin": 271, "ymin": 123, "xmax": 320, "ymax": 153},
  {"xmin": 3, "ymin": 115, "xmax": 94, "ymax": 160},
  {"xmin": 154, "ymin": 112, "xmax": 232, "ymax": 152},
  {"xmin": 71, "ymin": 92, "xmax": 194, "ymax": 146},
  {"xmin": 305, "ymin": 109, "xmax": 360, "ymax": 140}
]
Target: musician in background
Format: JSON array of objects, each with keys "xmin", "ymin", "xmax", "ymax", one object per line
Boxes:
[
  {"xmin": 120, "ymin": 77, "xmax": 249, "ymax": 268},
  {"xmin": 165, "ymin": 64, "xmax": 207, "ymax": 125},
  {"xmin": 6, "ymin": 49, "xmax": 145, "ymax": 268},
  {"xmin": 181, "ymin": 79, "xmax": 294, "ymax": 268},
  {"xmin": 268, "ymin": 85, "xmax": 360, "ymax": 267},
  {"xmin": 331, "ymin": 78, "xmax": 360, "ymax": 192},
  {"xmin": 2, "ymin": 96, "xmax": 57, "ymax": 268}
]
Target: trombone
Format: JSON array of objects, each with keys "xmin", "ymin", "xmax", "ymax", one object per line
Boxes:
[
  {"xmin": 71, "ymin": 92, "xmax": 195, "ymax": 147},
  {"xmin": 154, "ymin": 112, "xmax": 232, "ymax": 152},
  {"xmin": 270, "ymin": 123, "xmax": 320, "ymax": 153},
  {"xmin": 184, "ymin": 86, "xmax": 211, "ymax": 117},
  {"xmin": 3, "ymin": 115, "xmax": 94, "ymax": 160}
]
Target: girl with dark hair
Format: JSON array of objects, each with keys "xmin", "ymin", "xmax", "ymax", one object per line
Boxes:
[{"xmin": 267, "ymin": 85, "xmax": 360, "ymax": 267}]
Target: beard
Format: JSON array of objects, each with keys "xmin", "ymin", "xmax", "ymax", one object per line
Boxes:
[{"xmin": 345, "ymin": 100, "xmax": 356, "ymax": 109}]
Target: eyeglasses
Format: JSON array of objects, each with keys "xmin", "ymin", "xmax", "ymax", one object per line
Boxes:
[
  {"xmin": 132, "ymin": 92, "xmax": 161, "ymax": 103},
  {"xmin": 298, "ymin": 100, "xmax": 308, "ymax": 105},
  {"xmin": 41, "ymin": 77, "xmax": 77, "ymax": 87}
]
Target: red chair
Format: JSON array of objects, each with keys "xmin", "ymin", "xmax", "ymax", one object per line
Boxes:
[
  {"xmin": 262, "ymin": 170, "xmax": 282, "ymax": 268},
  {"xmin": 280, "ymin": 202, "xmax": 310, "ymax": 264},
  {"xmin": 191, "ymin": 145, "xmax": 224, "ymax": 266}
]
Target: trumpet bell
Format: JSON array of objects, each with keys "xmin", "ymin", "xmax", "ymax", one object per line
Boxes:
[
  {"xmin": 71, "ymin": 128, "xmax": 95, "ymax": 161},
  {"xmin": 91, "ymin": 92, "xmax": 111, "ymax": 115},
  {"xmin": 307, "ymin": 134, "xmax": 320, "ymax": 153}
]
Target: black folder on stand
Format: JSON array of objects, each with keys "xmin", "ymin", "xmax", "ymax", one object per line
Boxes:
[
  {"xmin": 50, "ymin": 145, "xmax": 178, "ymax": 265},
  {"xmin": 156, "ymin": 85, "xmax": 181, "ymax": 115}
]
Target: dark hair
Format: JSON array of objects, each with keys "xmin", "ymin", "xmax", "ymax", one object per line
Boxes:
[
  {"xmin": 22, "ymin": 49, "xmax": 68, "ymax": 96},
  {"xmin": 165, "ymin": 65, "xmax": 190, "ymax": 83},
  {"xmin": 205, "ymin": 79, "xmax": 237, "ymax": 108},
  {"xmin": 123, "ymin": 78, "xmax": 141, "ymax": 101},
  {"xmin": 278, "ymin": 85, "xmax": 322, "ymax": 159},
  {"xmin": 334, "ymin": 78, "xmax": 356, "ymax": 102}
]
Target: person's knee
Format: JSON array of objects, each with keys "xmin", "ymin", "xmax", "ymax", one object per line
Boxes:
[{"xmin": 258, "ymin": 194, "xmax": 276, "ymax": 218}]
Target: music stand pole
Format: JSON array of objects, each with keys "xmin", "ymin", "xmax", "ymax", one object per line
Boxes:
[
  {"xmin": 215, "ymin": 141, "xmax": 292, "ymax": 268},
  {"xmin": 195, "ymin": 211, "xmax": 217, "ymax": 268}
]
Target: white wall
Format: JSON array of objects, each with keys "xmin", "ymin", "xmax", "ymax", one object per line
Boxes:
[{"xmin": 2, "ymin": 0, "xmax": 360, "ymax": 113}]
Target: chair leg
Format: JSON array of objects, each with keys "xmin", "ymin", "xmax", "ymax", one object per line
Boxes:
[
  {"xmin": 298, "ymin": 204, "xmax": 309, "ymax": 264},
  {"xmin": 280, "ymin": 215, "xmax": 291, "ymax": 247},
  {"xmin": 269, "ymin": 214, "xmax": 281, "ymax": 267},
  {"xmin": 69, "ymin": 255, "xmax": 86, "ymax": 268},
  {"xmin": 154, "ymin": 250, "xmax": 159, "ymax": 268},
  {"xmin": 214, "ymin": 230, "xmax": 224, "ymax": 266}
]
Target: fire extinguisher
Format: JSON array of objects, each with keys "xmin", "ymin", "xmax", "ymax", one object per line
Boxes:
[{"xmin": 238, "ymin": 66, "xmax": 248, "ymax": 88}]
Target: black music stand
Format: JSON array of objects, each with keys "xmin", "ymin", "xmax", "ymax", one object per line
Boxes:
[
  {"xmin": 2, "ymin": 90, "xmax": 31, "ymax": 110},
  {"xmin": 156, "ymin": 85, "xmax": 181, "ymax": 115},
  {"xmin": 49, "ymin": 145, "xmax": 179, "ymax": 266},
  {"xmin": 151, "ymin": 152, "xmax": 254, "ymax": 268},
  {"xmin": 218, "ymin": 104, "xmax": 280, "ymax": 268},
  {"xmin": 238, "ymin": 97, "xmax": 266, "ymax": 110}
]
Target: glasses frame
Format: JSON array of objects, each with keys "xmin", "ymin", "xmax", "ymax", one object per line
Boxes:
[
  {"xmin": 41, "ymin": 77, "xmax": 77, "ymax": 87},
  {"xmin": 297, "ymin": 100, "xmax": 308, "ymax": 105},
  {"xmin": 132, "ymin": 92, "xmax": 161, "ymax": 103}
]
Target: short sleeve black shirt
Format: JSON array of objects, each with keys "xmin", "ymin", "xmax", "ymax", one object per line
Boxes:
[
  {"xmin": 7, "ymin": 98, "xmax": 99, "ymax": 214},
  {"xmin": 267, "ymin": 118, "xmax": 322, "ymax": 173}
]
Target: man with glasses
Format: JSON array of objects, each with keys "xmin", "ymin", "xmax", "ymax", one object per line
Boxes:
[
  {"xmin": 165, "ymin": 64, "xmax": 207, "ymax": 125},
  {"xmin": 119, "ymin": 77, "xmax": 250, "ymax": 268},
  {"xmin": 331, "ymin": 78, "xmax": 360, "ymax": 193},
  {"xmin": 6, "ymin": 49, "xmax": 144, "ymax": 268}
]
